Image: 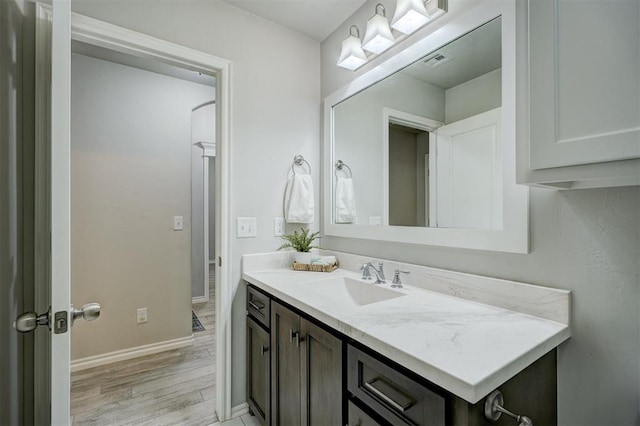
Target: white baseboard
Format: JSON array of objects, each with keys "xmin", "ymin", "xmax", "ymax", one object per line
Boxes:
[
  {"xmin": 208, "ymin": 403, "xmax": 250, "ymax": 425},
  {"xmin": 230, "ymin": 402, "xmax": 249, "ymax": 418},
  {"xmin": 70, "ymin": 335, "xmax": 193, "ymax": 372},
  {"xmin": 192, "ymin": 295, "xmax": 209, "ymax": 304}
]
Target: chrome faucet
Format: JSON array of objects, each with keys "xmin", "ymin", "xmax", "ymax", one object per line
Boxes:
[{"xmin": 361, "ymin": 262, "xmax": 386, "ymax": 284}]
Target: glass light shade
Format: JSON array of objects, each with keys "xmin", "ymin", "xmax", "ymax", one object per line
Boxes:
[
  {"xmin": 391, "ymin": 0, "xmax": 430, "ymax": 34},
  {"xmin": 362, "ymin": 13, "xmax": 395, "ymax": 54},
  {"xmin": 337, "ymin": 35, "xmax": 368, "ymax": 70}
]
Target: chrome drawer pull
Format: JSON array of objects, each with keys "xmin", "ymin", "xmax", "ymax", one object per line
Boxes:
[
  {"xmin": 249, "ymin": 300, "xmax": 265, "ymax": 311},
  {"xmin": 363, "ymin": 378, "xmax": 414, "ymax": 414}
]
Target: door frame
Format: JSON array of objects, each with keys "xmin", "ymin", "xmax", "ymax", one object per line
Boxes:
[
  {"xmin": 35, "ymin": 6, "xmax": 234, "ymax": 422},
  {"xmin": 382, "ymin": 107, "xmax": 442, "ymax": 226}
]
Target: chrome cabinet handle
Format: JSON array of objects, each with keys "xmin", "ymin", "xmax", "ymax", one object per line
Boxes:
[
  {"xmin": 248, "ymin": 300, "xmax": 265, "ymax": 311},
  {"xmin": 289, "ymin": 329, "xmax": 303, "ymax": 348},
  {"xmin": 363, "ymin": 378, "xmax": 414, "ymax": 414}
]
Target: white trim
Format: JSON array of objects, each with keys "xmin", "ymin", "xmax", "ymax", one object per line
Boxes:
[
  {"xmin": 323, "ymin": 1, "xmax": 529, "ymax": 254},
  {"xmin": 192, "ymin": 296, "xmax": 208, "ymax": 304},
  {"xmin": 50, "ymin": 1, "xmax": 72, "ymax": 423},
  {"xmin": 206, "ymin": 403, "xmax": 250, "ymax": 426},
  {"xmin": 231, "ymin": 402, "xmax": 250, "ymax": 418},
  {"xmin": 70, "ymin": 336, "xmax": 193, "ymax": 372},
  {"xmin": 195, "ymin": 141, "xmax": 216, "ymax": 304},
  {"xmin": 37, "ymin": 9, "xmax": 234, "ymax": 422}
]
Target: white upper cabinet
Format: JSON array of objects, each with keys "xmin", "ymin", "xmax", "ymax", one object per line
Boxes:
[{"xmin": 517, "ymin": 0, "xmax": 640, "ymax": 189}]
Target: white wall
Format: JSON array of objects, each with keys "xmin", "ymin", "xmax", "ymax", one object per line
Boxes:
[
  {"xmin": 70, "ymin": 0, "xmax": 321, "ymax": 406},
  {"xmin": 321, "ymin": 1, "xmax": 640, "ymax": 424},
  {"xmin": 70, "ymin": 53, "xmax": 214, "ymax": 359}
]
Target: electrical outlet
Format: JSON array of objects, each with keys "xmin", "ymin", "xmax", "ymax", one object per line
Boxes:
[
  {"xmin": 137, "ymin": 308, "xmax": 147, "ymax": 324},
  {"xmin": 274, "ymin": 217, "xmax": 285, "ymax": 236},
  {"xmin": 237, "ymin": 217, "xmax": 257, "ymax": 238}
]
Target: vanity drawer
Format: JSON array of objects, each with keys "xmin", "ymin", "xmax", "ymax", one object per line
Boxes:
[
  {"xmin": 347, "ymin": 344, "xmax": 445, "ymax": 426},
  {"xmin": 348, "ymin": 400, "xmax": 385, "ymax": 426},
  {"xmin": 247, "ymin": 285, "xmax": 270, "ymax": 329}
]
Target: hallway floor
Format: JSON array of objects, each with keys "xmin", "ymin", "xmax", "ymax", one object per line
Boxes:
[{"xmin": 70, "ymin": 265, "xmax": 234, "ymax": 425}]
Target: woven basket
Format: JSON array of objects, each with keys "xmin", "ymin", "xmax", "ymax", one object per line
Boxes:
[{"xmin": 292, "ymin": 261, "xmax": 339, "ymax": 273}]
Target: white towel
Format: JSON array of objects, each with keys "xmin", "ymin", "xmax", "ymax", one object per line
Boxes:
[
  {"xmin": 335, "ymin": 177, "xmax": 357, "ymax": 223},
  {"xmin": 284, "ymin": 173, "xmax": 314, "ymax": 224}
]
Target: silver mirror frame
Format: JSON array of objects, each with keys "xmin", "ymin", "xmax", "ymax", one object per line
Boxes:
[{"xmin": 323, "ymin": 1, "xmax": 529, "ymax": 253}]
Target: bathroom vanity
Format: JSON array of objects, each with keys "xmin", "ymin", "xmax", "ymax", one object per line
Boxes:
[{"xmin": 242, "ymin": 252, "xmax": 570, "ymax": 426}]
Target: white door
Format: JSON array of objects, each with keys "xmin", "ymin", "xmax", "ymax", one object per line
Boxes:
[
  {"xmin": 434, "ymin": 108, "xmax": 502, "ymax": 229},
  {"xmin": 50, "ymin": 0, "xmax": 72, "ymax": 423}
]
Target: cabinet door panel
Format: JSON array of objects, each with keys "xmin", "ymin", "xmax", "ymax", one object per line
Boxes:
[
  {"xmin": 246, "ymin": 317, "xmax": 270, "ymax": 425},
  {"xmin": 529, "ymin": 0, "xmax": 640, "ymax": 169},
  {"xmin": 271, "ymin": 302, "xmax": 301, "ymax": 426},
  {"xmin": 300, "ymin": 318, "xmax": 343, "ymax": 426}
]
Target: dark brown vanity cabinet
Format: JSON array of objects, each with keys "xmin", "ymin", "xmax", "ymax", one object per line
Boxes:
[
  {"xmin": 247, "ymin": 316, "xmax": 270, "ymax": 425},
  {"xmin": 246, "ymin": 286, "xmax": 272, "ymax": 425},
  {"xmin": 246, "ymin": 283, "xmax": 557, "ymax": 426},
  {"xmin": 348, "ymin": 344, "xmax": 446, "ymax": 426},
  {"xmin": 271, "ymin": 301, "xmax": 343, "ymax": 426}
]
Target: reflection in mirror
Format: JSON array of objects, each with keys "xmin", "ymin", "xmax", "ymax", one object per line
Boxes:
[{"xmin": 333, "ymin": 17, "xmax": 502, "ymax": 229}]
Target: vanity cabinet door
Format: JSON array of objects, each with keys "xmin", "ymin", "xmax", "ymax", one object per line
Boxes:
[
  {"xmin": 300, "ymin": 318, "xmax": 342, "ymax": 426},
  {"xmin": 271, "ymin": 302, "xmax": 301, "ymax": 426},
  {"xmin": 519, "ymin": 0, "xmax": 640, "ymax": 188},
  {"xmin": 246, "ymin": 316, "xmax": 270, "ymax": 425}
]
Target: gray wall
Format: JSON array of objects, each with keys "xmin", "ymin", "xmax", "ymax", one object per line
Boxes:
[
  {"xmin": 70, "ymin": 53, "xmax": 214, "ymax": 359},
  {"xmin": 321, "ymin": 1, "xmax": 640, "ymax": 424},
  {"xmin": 0, "ymin": 0, "xmax": 35, "ymax": 423},
  {"xmin": 70, "ymin": 0, "xmax": 321, "ymax": 406},
  {"xmin": 445, "ymin": 68, "xmax": 501, "ymax": 124}
]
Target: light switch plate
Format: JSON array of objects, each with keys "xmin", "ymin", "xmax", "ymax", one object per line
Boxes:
[
  {"xmin": 173, "ymin": 216, "xmax": 184, "ymax": 231},
  {"xmin": 237, "ymin": 217, "xmax": 257, "ymax": 238}
]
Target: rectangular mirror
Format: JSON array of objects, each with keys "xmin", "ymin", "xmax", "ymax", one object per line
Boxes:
[{"xmin": 324, "ymin": 2, "xmax": 528, "ymax": 253}]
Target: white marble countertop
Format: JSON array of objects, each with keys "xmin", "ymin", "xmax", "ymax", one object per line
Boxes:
[{"xmin": 242, "ymin": 251, "xmax": 571, "ymax": 404}]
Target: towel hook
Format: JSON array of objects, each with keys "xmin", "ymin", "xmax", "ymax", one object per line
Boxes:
[
  {"xmin": 292, "ymin": 155, "xmax": 311, "ymax": 175},
  {"xmin": 334, "ymin": 159, "xmax": 353, "ymax": 178}
]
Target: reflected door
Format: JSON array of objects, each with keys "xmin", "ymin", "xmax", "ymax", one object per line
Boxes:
[{"xmin": 434, "ymin": 108, "xmax": 502, "ymax": 229}]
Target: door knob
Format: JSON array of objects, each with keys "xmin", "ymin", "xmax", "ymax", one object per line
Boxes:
[
  {"xmin": 14, "ymin": 307, "xmax": 51, "ymax": 333},
  {"xmin": 71, "ymin": 302, "xmax": 101, "ymax": 325}
]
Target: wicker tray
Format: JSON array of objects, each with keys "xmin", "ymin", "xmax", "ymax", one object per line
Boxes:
[{"xmin": 292, "ymin": 261, "xmax": 339, "ymax": 273}]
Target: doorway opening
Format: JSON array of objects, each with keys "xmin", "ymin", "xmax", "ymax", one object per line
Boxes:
[{"xmin": 68, "ymin": 40, "xmax": 219, "ymax": 424}]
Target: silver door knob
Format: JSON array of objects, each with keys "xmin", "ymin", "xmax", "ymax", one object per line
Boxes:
[
  {"xmin": 14, "ymin": 307, "xmax": 51, "ymax": 333},
  {"xmin": 71, "ymin": 302, "xmax": 101, "ymax": 325}
]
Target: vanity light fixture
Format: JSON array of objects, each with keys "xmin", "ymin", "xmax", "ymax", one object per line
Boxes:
[
  {"xmin": 391, "ymin": 0, "xmax": 430, "ymax": 34},
  {"xmin": 362, "ymin": 4, "xmax": 395, "ymax": 54},
  {"xmin": 337, "ymin": 25, "xmax": 368, "ymax": 70}
]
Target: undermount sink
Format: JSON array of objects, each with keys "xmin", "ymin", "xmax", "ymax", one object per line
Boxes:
[{"xmin": 310, "ymin": 277, "xmax": 405, "ymax": 307}]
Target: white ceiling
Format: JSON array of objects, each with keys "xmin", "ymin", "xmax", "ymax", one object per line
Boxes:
[
  {"xmin": 222, "ymin": 0, "xmax": 369, "ymax": 41},
  {"xmin": 403, "ymin": 17, "xmax": 501, "ymax": 90}
]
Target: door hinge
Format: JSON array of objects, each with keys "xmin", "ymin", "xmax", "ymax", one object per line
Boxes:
[{"xmin": 218, "ymin": 256, "xmax": 222, "ymax": 267}]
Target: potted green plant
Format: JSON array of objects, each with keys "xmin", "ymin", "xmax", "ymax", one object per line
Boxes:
[{"xmin": 278, "ymin": 227, "xmax": 320, "ymax": 264}]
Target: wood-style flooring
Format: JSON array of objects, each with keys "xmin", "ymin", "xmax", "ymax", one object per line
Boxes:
[{"xmin": 71, "ymin": 265, "xmax": 221, "ymax": 425}]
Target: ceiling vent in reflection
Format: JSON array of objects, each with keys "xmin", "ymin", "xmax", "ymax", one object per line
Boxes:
[{"xmin": 423, "ymin": 53, "xmax": 453, "ymax": 68}]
